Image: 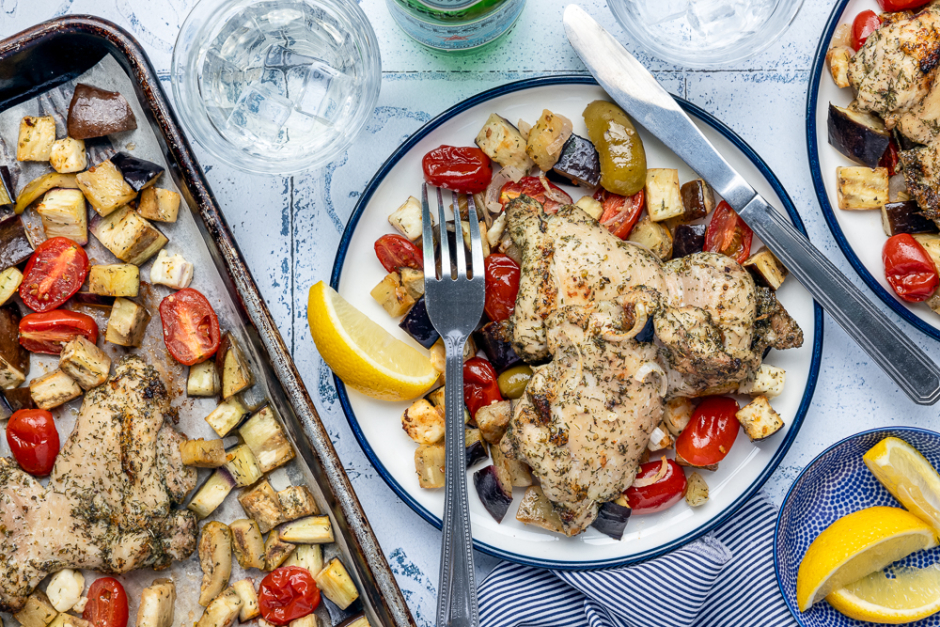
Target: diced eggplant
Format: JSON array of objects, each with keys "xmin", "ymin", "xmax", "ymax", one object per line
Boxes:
[
  {"xmin": 17, "ymin": 116, "xmax": 56, "ymax": 162},
  {"xmin": 278, "ymin": 485, "xmax": 319, "ymax": 520},
  {"xmin": 628, "ymin": 218, "xmax": 672, "ymax": 260},
  {"xmin": 284, "ymin": 543, "xmax": 324, "ymax": 575},
  {"xmin": 71, "ymin": 291, "xmax": 115, "ymax": 307},
  {"xmin": 137, "ymin": 187, "xmax": 181, "ymax": 222},
  {"xmin": 137, "ymin": 579, "xmax": 176, "ymax": 627},
  {"xmin": 67, "ymin": 84, "xmax": 138, "ymax": 139},
  {"xmin": 30, "ymin": 369, "xmax": 81, "ymax": 409},
  {"xmin": 388, "ymin": 196, "xmax": 422, "ymax": 241},
  {"xmin": 645, "ymin": 168, "xmax": 683, "ymax": 222},
  {"xmin": 882, "ymin": 200, "xmax": 938, "ymax": 236},
  {"xmin": 415, "ymin": 443, "xmax": 445, "ymax": 489},
  {"xmin": 224, "ymin": 444, "xmax": 264, "ymax": 487},
  {"xmin": 188, "ymin": 359, "xmax": 221, "ymax": 397},
  {"xmin": 217, "ymin": 333, "xmax": 253, "ymax": 399},
  {"xmin": 106, "ymin": 297, "xmax": 150, "ymax": 347},
  {"xmin": 401, "ymin": 398, "xmax": 444, "ymax": 445},
  {"xmin": 15, "ymin": 172, "xmax": 80, "ymax": 214},
  {"xmin": 678, "ymin": 179, "xmax": 716, "ymax": 223},
  {"xmin": 337, "ymin": 616, "xmax": 370, "ymax": 627},
  {"xmin": 475, "ymin": 400, "xmax": 511, "ymax": 445},
  {"xmin": 551, "ymin": 133, "xmax": 601, "ymax": 187},
  {"xmin": 474, "ymin": 320, "xmax": 522, "ymax": 373},
  {"xmin": 0, "ymin": 391, "xmax": 12, "ymax": 420},
  {"xmin": 515, "ymin": 485, "xmax": 564, "ymax": 533},
  {"xmin": 179, "ymin": 438, "xmax": 226, "ymax": 468},
  {"xmin": 672, "ymin": 224, "xmax": 707, "ymax": 259},
  {"xmin": 77, "ymin": 160, "xmax": 137, "ymax": 216},
  {"xmin": 195, "ymin": 588, "xmax": 242, "ymax": 627},
  {"xmin": 59, "ymin": 335, "xmax": 111, "ymax": 390},
  {"xmin": 4, "ymin": 386, "xmax": 35, "ymax": 411},
  {"xmin": 280, "ymin": 516, "xmax": 334, "ymax": 544},
  {"xmin": 466, "ymin": 427, "xmax": 489, "ymax": 468},
  {"xmin": 526, "ymin": 109, "xmax": 573, "ymax": 171},
  {"xmin": 735, "ymin": 395, "xmax": 785, "ymax": 441},
  {"xmin": 473, "ymin": 465, "xmax": 513, "ymax": 523},
  {"xmin": 264, "ymin": 532, "xmax": 297, "ymax": 570},
  {"xmin": 188, "ymin": 468, "xmax": 236, "ymax": 519},
  {"xmin": 36, "ymin": 188, "xmax": 88, "ymax": 245},
  {"xmin": 837, "ymin": 166, "xmax": 889, "ymax": 210},
  {"xmin": 0, "ymin": 212, "xmax": 34, "ymax": 268},
  {"xmin": 635, "ymin": 316, "xmax": 654, "ymax": 343},
  {"xmin": 205, "ymin": 396, "xmax": 249, "ymax": 436},
  {"xmin": 50, "ymin": 138, "xmax": 88, "ymax": 174},
  {"xmin": 738, "ymin": 363, "xmax": 786, "ymax": 398},
  {"xmin": 0, "ymin": 267, "xmax": 22, "ymax": 307},
  {"xmin": 475, "ymin": 114, "xmax": 533, "ymax": 171},
  {"xmin": 827, "ymin": 46, "xmax": 853, "ymax": 89},
  {"xmin": 574, "ymin": 195, "xmax": 604, "ymax": 220},
  {"xmin": 371, "ymin": 272, "xmax": 415, "ymax": 318},
  {"xmin": 0, "ymin": 166, "xmax": 13, "ymax": 208},
  {"xmin": 230, "ymin": 518, "xmax": 265, "ymax": 570},
  {"xmin": 238, "ymin": 479, "xmax": 286, "ymax": 533},
  {"xmin": 110, "ymin": 152, "xmax": 164, "ymax": 192},
  {"xmin": 14, "ymin": 592, "xmax": 58, "ymax": 627},
  {"xmin": 743, "ymin": 247, "xmax": 789, "ymax": 290},
  {"xmin": 314, "ymin": 559, "xmax": 360, "ymax": 610},
  {"xmin": 198, "ymin": 521, "xmax": 233, "ymax": 606},
  {"xmin": 591, "ymin": 500, "xmax": 632, "ymax": 540},
  {"xmin": 90, "ymin": 206, "xmax": 168, "ymax": 264},
  {"xmin": 398, "ymin": 298, "xmax": 439, "ymax": 349},
  {"xmin": 491, "ymin": 439, "xmax": 532, "ymax": 488},
  {"xmin": 0, "ymin": 304, "xmax": 28, "ymax": 387},
  {"xmin": 232, "ymin": 580, "xmax": 260, "ymax": 622},
  {"xmin": 685, "ymin": 472, "xmax": 709, "ymax": 508},
  {"xmin": 400, "ymin": 267, "xmax": 425, "ymax": 300},
  {"xmin": 149, "ymin": 250, "xmax": 194, "ymax": 290},
  {"xmin": 828, "ymin": 104, "xmax": 891, "ymax": 168},
  {"xmin": 239, "ymin": 405, "xmax": 295, "ymax": 473},
  {"xmin": 46, "ymin": 614, "xmax": 92, "ymax": 627}
]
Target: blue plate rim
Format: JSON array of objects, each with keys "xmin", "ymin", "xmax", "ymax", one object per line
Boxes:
[
  {"xmin": 773, "ymin": 425, "xmax": 940, "ymax": 625},
  {"xmin": 806, "ymin": 0, "xmax": 940, "ymax": 342},
  {"xmin": 330, "ymin": 74, "xmax": 825, "ymax": 570}
]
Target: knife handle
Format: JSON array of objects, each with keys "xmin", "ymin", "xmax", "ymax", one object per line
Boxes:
[{"xmin": 740, "ymin": 195, "xmax": 940, "ymax": 405}]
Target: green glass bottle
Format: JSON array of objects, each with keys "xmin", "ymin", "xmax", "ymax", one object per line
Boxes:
[{"xmin": 387, "ymin": 0, "xmax": 526, "ymax": 50}]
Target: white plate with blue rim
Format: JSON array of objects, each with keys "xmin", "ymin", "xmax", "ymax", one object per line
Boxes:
[{"xmin": 330, "ymin": 75, "xmax": 824, "ymax": 569}]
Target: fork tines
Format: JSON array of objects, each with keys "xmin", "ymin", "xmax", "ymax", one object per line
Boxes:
[{"xmin": 420, "ymin": 183, "xmax": 485, "ymax": 281}]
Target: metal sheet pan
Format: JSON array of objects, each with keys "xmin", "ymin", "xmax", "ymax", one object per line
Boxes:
[{"xmin": 0, "ymin": 15, "xmax": 415, "ymax": 627}]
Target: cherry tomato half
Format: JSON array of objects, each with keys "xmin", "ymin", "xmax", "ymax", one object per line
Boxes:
[
  {"xmin": 159, "ymin": 288, "xmax": 221, "ymax": 365},
  {"xmin": 374, "ymin": 234, "xmax": 422, "ymax": 274},
  {"xmin": 19, "ymin": 310, "xmax": 98, "ymax": 355},
  {"xmin": 594, "ymin": 188, "xmax": 645, "ymax": 239},
  {"xmin": 7, "ymin": 409, "xmax": 59, "ymax": 476},
  {"xmin": 463, "ymin": 356, "xmax": 503, "ymax": 419},
  {"xmin": 19, "ymin": 237, "xmax": 89, "ymax": 313},
  {"xmin": 883, "ymin": 233, "xmax": 939, "ymax": 302},
  {"xmin": 852, "ymin": 10, "xmax": 881, "ymax": 50},
  {"xmin": 676, "ymin": 396, "xmax": 741, "ymax": 468},
  {"xmin": 624, "ymin": 458, "xmax": 687, "ymax": 515},
  {"xmin": 483, "ymin": 254, "xmax": 520, "ymax": 322},
  {"xmin": 879, "ymin": 139, "xmax": 900, "ymax": 177},
  {"xmin": 704, "ymin": 201, "xmax": 753, "ymax": 264},
  {"xmin": 83, "ymin": 577, "xmax": 129, "ymax": 627},
  {"xmin": 258, "ymin": 566, "xmax": 321, "ymax": 626},
  {"xmin": 877, "ymin": 0, "xmax": 930, "ymax": 10},
  {"xmin": 499, "ymin": 176, "xmax": 572, "ymax": 213},
  {"xmin": 422, "ymin": 145, "xmax": 492, "ymax": 194}
]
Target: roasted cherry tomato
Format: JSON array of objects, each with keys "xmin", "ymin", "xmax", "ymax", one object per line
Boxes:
[
  {"xmin": 852, "ymin": 10, "xmax": 881, "ymax": 50},
  {"xmin": 463, "ymin": 356, "xmax": 503, "ymax": 418},
  {"xmin": 159, "ymin": 288, "xmax": 222, "ymax": 365},
  {"xmin": 594, "ymin": 188, "xmax": 645, "ymax": 239},
  {"xmin": 879, "ymin": 139, "xmax": 900, "ymax": 177},
  {"xmin": 258, "ymin": 566, "xmax": 321, "ymax": 625},
  {"xmin": 704, "ymin": 201, "xmax": 753, "ymax": 264},
  {"xmin": 483, "ymin": 254, "xmax": 520, "ymax": 322},
  {"xmin": 877, "ymin": 0, "xmax": 930, "ymax": 9},
  {"xmin": 83, "ymin": 577, "xmax": 129, "ymax": 627},
  {"xmin": 19, "ymin": 237, "xmax": 89, "ymax": 312},
  {"xmin": 676, "ymin": 396, "xmax": 741, "ymax": 468},
  {"xmin": 624, "ymin": 458, "xmax": 687, "ymax": 515},
  {"xmin": 499, "ymin": 176, "xmax": 572, "ymax": 213},
  {"xmin": 6, "ymin": 409, "xmax": 59, "ymax": 476},
  {"xmin": 422, "ymin": 145, "xmax": 492, "ymax": 194},
  {"xmin": 374, "ymin": 234, "xmax": 422, "ymax": 274},
  {"xmin": 19, "ymin": 310, "xmax": 98, "ymax": 355},
  {"xmin": 883, "ymin": 233, "xmax": 939, "ymax": 302}
]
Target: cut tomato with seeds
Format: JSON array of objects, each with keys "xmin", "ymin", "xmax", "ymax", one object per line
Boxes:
[
  {"xmin": 19, "ymin": 237, "xmax": 89, "ymax": 312},
  {"xmin": 422, "ymin": 145, "xmax": 492, "ymax": 194},
  {"xmin": 595, "ymin": 188, "xmax": 645, "ymax": 239},
  {"xmin": 19, "ymin": 310, "xmax": 98, "ymax": 355},
  {"xmin": 704, "ymin": 201, "xmax": 753, "ymax": 263},
  {"xmin": 374, "ymin": 234, "xmax": 422, "ymax": 273},
  {"xmin": 884, "ymin": 233, "xmax": 939, "ymax": 302},
  {"xmin": 499, "ymin": 176, "xmax": 571, "ymax": 213},
  {"xmin": 159, "ymin": 288, "xmax": 221, "ymax": 365}
]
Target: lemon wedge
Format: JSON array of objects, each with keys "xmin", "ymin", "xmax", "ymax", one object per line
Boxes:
[
  {"xmin": 796, "ymin": 506, "xmax": 937, "ymax": 612},
  {"xmin": 307, "ymin": 281, "xmax": 438, "ymax": 401},
  {"xmin": 864, "ymin": 436, "xmax": 940, "ymax": 533},
  {"xmin": 828, "ymin": 564, "xmax": 940, "ymax": 624}
]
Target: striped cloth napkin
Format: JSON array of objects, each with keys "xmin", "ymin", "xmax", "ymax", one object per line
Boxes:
[{"xmin": 477, "ymin": 493, "xmax": 795, "ymax": 627}]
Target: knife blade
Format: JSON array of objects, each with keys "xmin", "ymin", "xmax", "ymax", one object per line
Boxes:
[{"xmin": 563, "ymin": 4, "xmax": 940, "ymax": 405}]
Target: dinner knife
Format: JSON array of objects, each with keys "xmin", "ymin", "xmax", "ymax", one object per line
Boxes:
[{"xmin": 563, "ymin": 4, "xmax": 940, "ymax": 405}]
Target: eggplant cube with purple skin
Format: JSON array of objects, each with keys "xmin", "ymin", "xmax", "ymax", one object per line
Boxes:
[
  {"xmin": 90, "ymin": 206, "xmax": 168, "ymax": 265},
  {"xmin": 17, "ymin": 116, "xmax": 56, "ymax": 162},
  {"xmin": 137, "ymin": 187, "xmax": 181, "ymax": 223},
  {"xmin": 77, "ymin": 161, "xmax": 137, "ymax": 217},
  {"xmin": 36, "ymin": 188, "xmax": 88, "ymax": 246},
  {"xmin": 473, "ymin": 465, "xmax": 513, "ymax": 523}
]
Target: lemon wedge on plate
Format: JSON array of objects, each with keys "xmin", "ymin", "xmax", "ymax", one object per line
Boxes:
[
  {"xmin": 828, "ymin": 564, "xmax": 940, "ymax": 624},
  {"xmin": 864, "ymin": 436, "xmax": 940, "ymax": 533},
  {"xmin": 307, "ymin": 282, "xmax": 438, "ymax": 401},
  {"xmin": 796, "ymin": 506, "xmax": 938, "ymax": 612}
]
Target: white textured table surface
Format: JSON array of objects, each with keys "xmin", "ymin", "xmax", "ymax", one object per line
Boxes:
[{"xmin": 3, "ymin": 1, "xmax": 934, "ymax": 624}]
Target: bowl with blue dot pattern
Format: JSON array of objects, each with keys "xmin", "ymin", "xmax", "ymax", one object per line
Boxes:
[{"xmin": 775, "ymin": 427, "xmax": 940, "ymax": 626}]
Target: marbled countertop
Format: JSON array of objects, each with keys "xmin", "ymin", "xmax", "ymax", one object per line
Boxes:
[{"xmin": 1, "ymin": 1, "xmax": 929, "ymax": 624}]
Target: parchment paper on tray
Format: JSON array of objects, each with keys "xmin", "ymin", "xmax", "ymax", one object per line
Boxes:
[{"xmin": 0, "ymin": 54, "xmax": 360, "ymax": 627}]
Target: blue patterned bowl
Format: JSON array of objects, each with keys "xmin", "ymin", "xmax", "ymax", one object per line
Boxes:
[{"xmin": 775, "ymin": 427, "xmax": 940, "ymax": 626}]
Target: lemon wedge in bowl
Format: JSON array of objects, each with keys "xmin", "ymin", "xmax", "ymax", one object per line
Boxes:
[
  {"xmin": 307, "ymin": 282, "xmax": 438, "ymax": 401},
  {"xmin": 828, "ymin": 564, "xmax": 940, "ymax": 624},
  {"xmin": 864, "ymin": 436, "xmax": 940, "ymax": 533},
  {"xmin": 796, "ymin": 506, "xmax": 938, "ymax": 612}
]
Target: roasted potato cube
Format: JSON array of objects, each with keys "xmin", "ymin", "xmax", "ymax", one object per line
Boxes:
[
  {"xmin": 415, "ymin": 444, "xmax": 445, "ymax": 489},
  {"xmin": 36, "ymin": 188, "xmax": 88, "ymax": 245},
  {"xmin": 264, "ymin": 532, "xmax": 297, "ymax": 570},
  {"xmin": 836, "ymin": 166, "xmax": 889, "ymax": 210},
  {"xmin": 137, "ymin": 579, "xmax": 176, "ymax": 627},
  {"xmin": 735, "ymin": 395, "xmax": 785, "ymax": 441},
  {"xmin": 150, "ymin": 249, "xmax": 194, "ymax": 290},
  {"xmin": 205, "ymin": 396, "xmax": 249, "ymax": 437},
  {"xmin": 278, "ymin": 485, "xmax": 319, "ymax": 520},
  {"xmin": 645, "ymin": 168, "xmax": 683, "ymax": 222},
  {"xmin": 188, "ymin": 360, "xmax": 221, "ymax": 397},
  {"xmin": 238, "ymin": 479, "xmax": 286, "ymax": 534},
  {"xmin": 195, "ymin": 588, "xmax": 242, "ymax": 627},
  {"xmin": 475, "ymin": 400, "xmax": 511, "ymax": 445},
  {"xmin": 180, "ymin": 438, "xmax": 226, "ymax": 468},
  {"xmin": 743, "ymin": 247, "xmax": 788, "ymax": 290},
  {"xmin": 230, "ymin": 518, "xmax": 265, "ymax": 570},
  {"xmin": 13, "ymin": 592, "xmax": 58, "ymax": 627},
  {"xmin": 738, "ymin": 363, "xmax": 786, "ymax": 398},
  {"xmin": 400, "ymin": 267, "xmax": 425, "ymax": 300},
  {"xmin": 388, "ymin": 196, "xmax": 422, "ymax": 241},
  {"xmin": 59, "ymin": 335, "xmax": 111, "ymax": 390},
  {"xmin": 370, "ymin": 272, "xmax": 415, "ymax": 317},
  {"xmin": 239, "ymin": 406, "xmax": 294, "ymax": 474},
  {"xmin": 198, "ymin": 521, "xmax": 233, "ymax": 606},
  {"xmin": 90, "ymin": 206, "xmax": 168, "ymax": 264},
  {"xmin": 49, "ymin": 138, "xmax": 88, "ymax": 174},
  {"xmin": 106, "ymin": 298, "xmax": 150, "ymax": 347},
  {"xmin": 17, "ymin": 116, "xmax": 56, "ymax": 162},
  {"xmin": 827, "ymin": 46, "xmax": 853, "ymax": 89},
  {"xmin": 30, "ymin": 369, "xmax": 81, "ymax": 410},
  {"xmin": 628, "ymin": 218, "xmax": 672, "ymax": 260},
  {"xmin": 88, "ymin": 264, "xmax": 139, "ymax": 297},
  {"xmin": 77, "ymin": 160, "xmax": 137, "ymax": 216},
  {"xmin": 315, "ymin": 559, "xmax": 360, "ymax": 610},
  {"xmin": 232, "ymin": 580, "xmax": 260, "ymax": 622},
  {"xmin": 401, "ymin": 398, "xmax": 445, "ymax": 445},
  {"xmin": 137, "ymin": 187, "xmax": 181, "ymax": 222},
  {"xmin": 217, "ymin": 333, "xmax": 253, "ymax": 399},
  {"xmin": 575, "ymin": 195, "xmax": 604, "ymax": 220},
  {"xmin": 225, "ymin": 444, "xmax": 264, "ymax": 487},
  {"xmin": 475, "ymin": 114, "xmax": 533, "ymax": 171}
]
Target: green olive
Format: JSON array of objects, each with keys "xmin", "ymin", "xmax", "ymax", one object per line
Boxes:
[
  {"xmin": 497, "ymin": 364, "xmax": 533, "ymax": 399},
  {"xmin": 583, "ymin": 100, "xmax": 647, "ymax": 197}
]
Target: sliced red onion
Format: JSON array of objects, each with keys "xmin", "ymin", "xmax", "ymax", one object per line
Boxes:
[{"xmin": 544, "ymin": 114, "xmax": 573, "ymax": 159}]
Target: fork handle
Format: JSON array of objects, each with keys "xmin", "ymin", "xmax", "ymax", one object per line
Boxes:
[{"xmin": 436, "ymin": 333, "xmax": 480, "ymax": 627}]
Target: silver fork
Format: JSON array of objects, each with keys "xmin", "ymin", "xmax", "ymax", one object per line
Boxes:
[{"xmin": 420, "ymin": 183, "xmax": 485, "ymax": 627}]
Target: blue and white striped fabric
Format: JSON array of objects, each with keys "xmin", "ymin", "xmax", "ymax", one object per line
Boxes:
[{"xmin": 478, "ymin": 493, "xmax": 795, "ymax": 627}]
